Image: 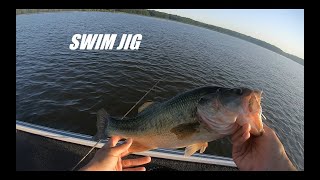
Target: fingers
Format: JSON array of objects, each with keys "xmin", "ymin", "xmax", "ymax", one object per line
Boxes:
[
  {"xmin": 109, "ymin": 138, "xmax": 133, "ymax": 156},
  {"xmin": 123, "ymin": 167, "xmax": 146, "ymax": 171},
  {"xmin": 109, "ymin": 136, "xmax": 122, "ymax": 147},
  {"xmin": 120, "ymin": 150, "xmax": 130, "ymax": 158},
  {"xmin": 231, "ymin": 125, "xmax": 244, "ymax": 142},
  {"xmin": 101, "ymin": 136, "xmax": 122, "ymax": 150},
  {"xmin": 231, "ymin": 123, "xmax": 250, "ymax": 143},
  {"xmin": 232, "ymin": 124, "xmax": 251, "ymax": 147},
  {"xmin": 122, "ymin": 156, "xmax": 151, "ymax": 168}
]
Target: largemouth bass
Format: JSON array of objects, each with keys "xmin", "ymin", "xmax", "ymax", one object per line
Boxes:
[{"xmin": 94, "ymin": 86, "xmax": 264, "ymax": 156}]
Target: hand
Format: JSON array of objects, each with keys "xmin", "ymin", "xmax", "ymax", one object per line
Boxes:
[
  {"xmin": 80, "ymin": 136, "xmax": 151, "ymax": 171},
  {"xmin": 231, "ymin": 123, "xmax": 297, "ymax": 171}
]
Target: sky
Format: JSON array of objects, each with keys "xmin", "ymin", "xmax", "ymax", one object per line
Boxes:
[{"xmin": 153, "ymin": 9, "xmax": 304, "ymax": 59}]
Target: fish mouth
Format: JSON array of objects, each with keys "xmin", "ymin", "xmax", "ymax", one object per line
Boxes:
[{"xmin": 237, "ymin": 89, "xmax": 264, "ymax": 136}]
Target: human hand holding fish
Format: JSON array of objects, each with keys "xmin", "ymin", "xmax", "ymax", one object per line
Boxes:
[
  {"xmin": 80, "ymin": 136, "xmax": 151, "ymax": 171},
  {"xmin": 232, "ymin": 123, "xmax": 297, "ymax": 171}
]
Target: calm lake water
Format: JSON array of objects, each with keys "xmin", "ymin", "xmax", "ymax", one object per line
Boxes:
[{"xmin": 16, "ymin": 12, "xmax": 304, "ymax": 170}]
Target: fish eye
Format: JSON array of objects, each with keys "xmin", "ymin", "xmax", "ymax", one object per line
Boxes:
[{"xmin": 233, "ymin": 88, "xmax": 243, "ymax": 95}]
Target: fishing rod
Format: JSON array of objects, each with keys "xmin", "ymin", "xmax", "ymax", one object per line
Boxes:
[{"xmin": 71, "ymin": 77, "xmax": 165, "ymax": 171}]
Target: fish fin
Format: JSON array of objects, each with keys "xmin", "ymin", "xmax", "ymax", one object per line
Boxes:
[
  {"xmin": 128, "ymin": 140, "xmax": 153, "ymax": 153},
  {"xmin": 199, "ymin": 142, "xmax": 208, "ymax": 153},
  {"xmin": 138, "ymin": 101, "xmax": 154, "ymax": 113},
  {"xmin": 92, "ymin": 108, "xmax": 109, "ymax": 141},
  {"xmin": 184, "ymin": 142, "xmax": 208, "ymax": 156}
]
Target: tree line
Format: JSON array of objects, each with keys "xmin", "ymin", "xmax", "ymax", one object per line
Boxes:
[{"xmin": 16, "ymin": 9, "xmax": 303, "ymax": 65}]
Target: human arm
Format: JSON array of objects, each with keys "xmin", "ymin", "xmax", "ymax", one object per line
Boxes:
[{"xmin": 232, "ymin": 123, "xmax": 297, "ymax": 171}]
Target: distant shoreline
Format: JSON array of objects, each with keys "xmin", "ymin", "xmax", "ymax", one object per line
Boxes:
[{"xmin": 16, "ymin": 9, "xmax": 304, "ymax": 66}]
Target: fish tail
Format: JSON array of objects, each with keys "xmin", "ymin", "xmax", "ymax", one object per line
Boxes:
[{"xmin": 92, "ymin": 108, "xmax": 110, "ymax": 141}]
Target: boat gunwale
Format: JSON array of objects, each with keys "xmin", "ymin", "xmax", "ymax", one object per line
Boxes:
[{"xmin": 16, "ymin": 120, "xmax": 237, "ymax": 167}]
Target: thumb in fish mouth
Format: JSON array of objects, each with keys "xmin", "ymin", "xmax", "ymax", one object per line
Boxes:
[
  {"xmin": 236, "ymin": 117, "xmax": 264, "ymax": 136},
  {"xmin": 236, "ymin": 90, "xmax": 264, "ymax": 136}
]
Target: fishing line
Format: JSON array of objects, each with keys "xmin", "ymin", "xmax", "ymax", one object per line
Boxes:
[
  {"xmin": 121, "ymin": 78, "xmax": 163, "ymax": 120},
  {"xmin": 71, "ymin": 77, "xmax": 165, "ymax": 171}
]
